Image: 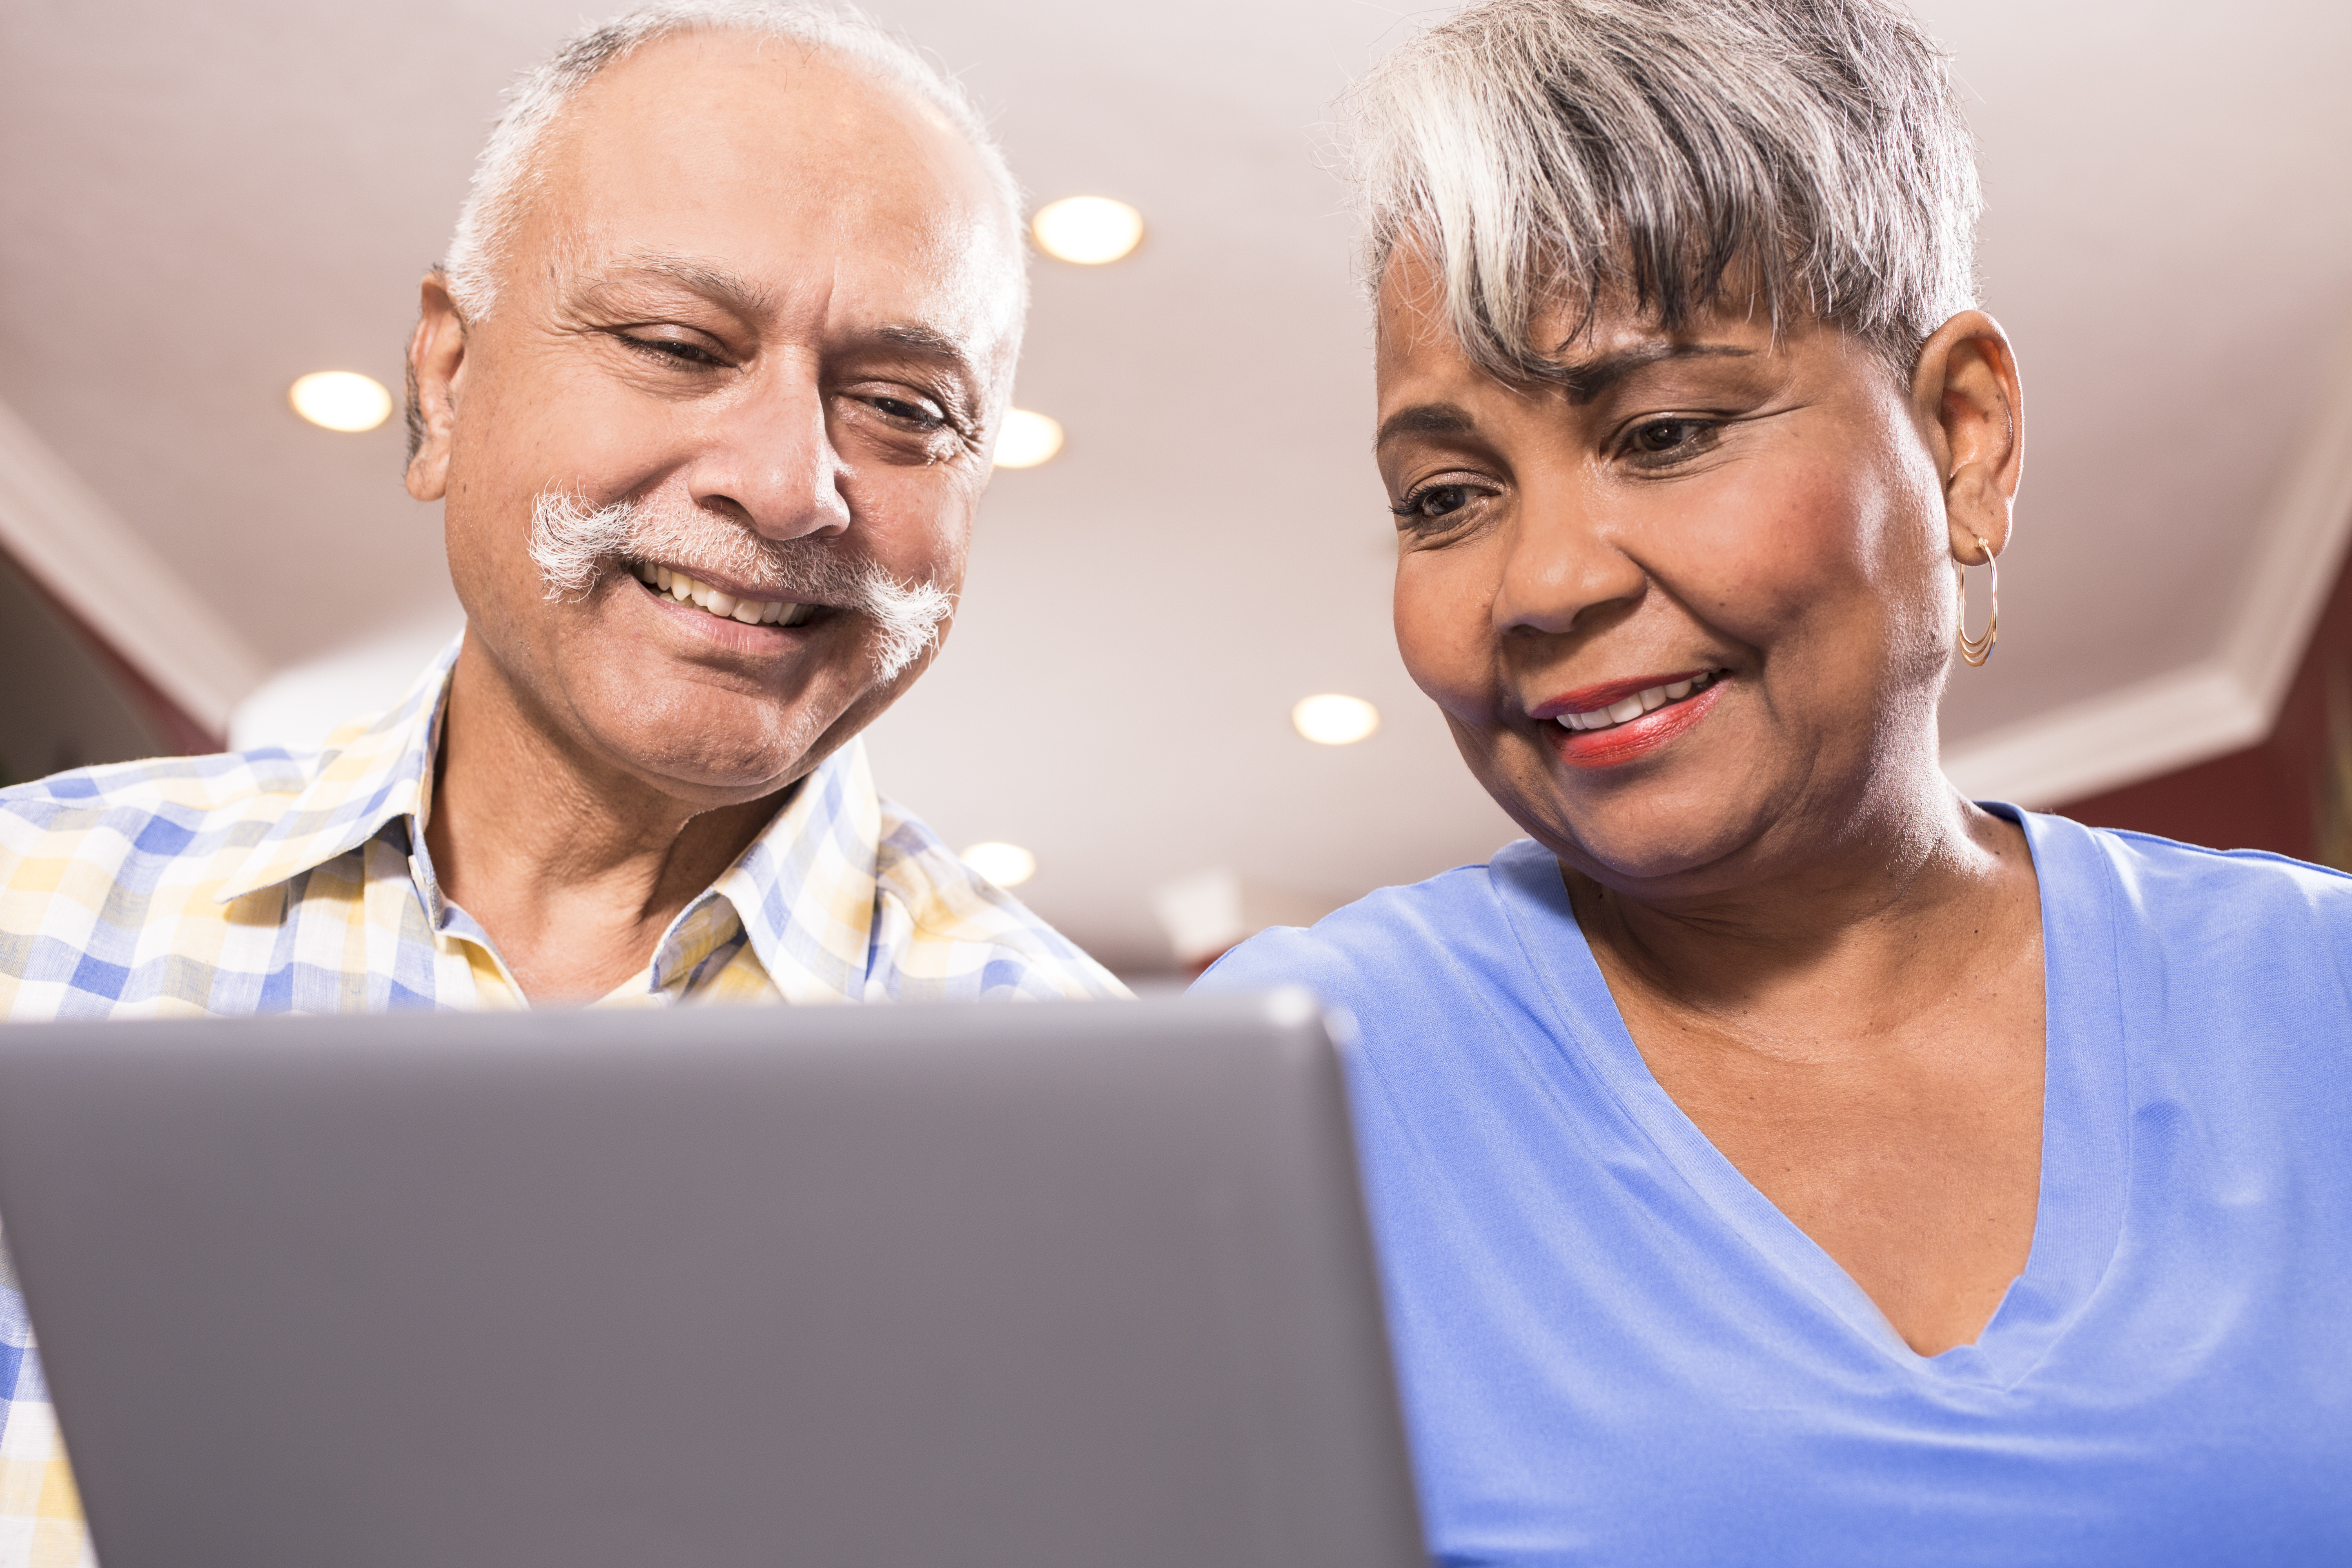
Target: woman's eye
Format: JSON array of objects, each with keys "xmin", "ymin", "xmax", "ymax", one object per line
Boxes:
[
  {"xmin": 1395, "ymin": 483, "xmax": 1474, "ymax": 521},
  {"xmin": 1626, "ymin": 419, "xmax": 1713, "ymax": 457}
]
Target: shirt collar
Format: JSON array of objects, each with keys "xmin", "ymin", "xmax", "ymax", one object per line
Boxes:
[
  {"xmin": 699, "ymin": 737, "xmax": 883, "ymax": 1004},
  {"xmin": 217, "ymin": 635, "xmax": 888, "ymax": 1005},
  {"xmin": 216, "ymin": 635, "xmax": 458, "ymax": 904}
]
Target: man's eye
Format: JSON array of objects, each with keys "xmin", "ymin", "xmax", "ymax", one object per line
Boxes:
[
  {"xmin": 870, "ymin": 396, "xmax": 944, "ymax": 428},
  {"xmin": 1394, "ymin": 483, "xmax": 1473, "ymax": 521},
  {"xmin": 621, "ymin": 334, "xmax": 721, "ymax": 368}
]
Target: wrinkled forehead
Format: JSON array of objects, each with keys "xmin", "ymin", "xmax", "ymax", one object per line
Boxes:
[{"xmin": 513, "ymin": 31, "xmax": 1024, "ymax": 376}]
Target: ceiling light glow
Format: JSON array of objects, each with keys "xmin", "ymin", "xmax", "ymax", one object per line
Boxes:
[
  {"xmin": 289, "ymin": 371, "xmax": 393, "ymax": 433},
  {"xmin": 962, "ymin": 841, "xmax": 1038, "ymax": 887},
  {"xmin": 993, "ymin": 408, "xmax": 1065, "ymax": 469},
  {"xmin": 1031, "ymin": 196, "xmax": 1145, "ymax": 265},
  {"xmin": 1292, "ymin": 694, "xmax": 1381, "ymax": 746}
]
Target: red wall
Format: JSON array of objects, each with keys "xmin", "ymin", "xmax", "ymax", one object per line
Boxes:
[
  {"xmin": 2056, "ymin": 539, "xmax": 2352, "ymax": 862},
  {"xmin": 0, "ymin": 540, "xmax": 217, "ymax": 757}
]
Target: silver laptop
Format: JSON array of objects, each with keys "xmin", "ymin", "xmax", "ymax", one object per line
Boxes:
[{"xmin": 0, "ymin": 992, "xmax": 1423, "ymax": 1568}]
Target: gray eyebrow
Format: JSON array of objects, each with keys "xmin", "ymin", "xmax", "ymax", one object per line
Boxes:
[
  {"xmin": 580, "ymin": 252, "xmax": 988, "ymax": 407},
  {"xmin": 591, "ymin": 252, "xmax": 775, "ymax": 318},
  {"xmin": 871, "ymin": 321, "xmax": 970, "ymax": 360},
  {"xmin": 866, "ymin": 321, "xmax": 989, "ymax": 400}
]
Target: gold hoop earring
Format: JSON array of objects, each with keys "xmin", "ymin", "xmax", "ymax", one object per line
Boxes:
[{"xmin": 1957, "ymin": 535, "xmax": 1997, "ymax": 666}]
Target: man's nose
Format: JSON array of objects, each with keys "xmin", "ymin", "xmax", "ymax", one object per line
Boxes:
[
  {"xmin": 681, "ymin": 366, "xmax": 853, "ymax": 542},
  {"xmin": 1490, "ymin": 487, "xmax": 1646, "ymax": 639}
]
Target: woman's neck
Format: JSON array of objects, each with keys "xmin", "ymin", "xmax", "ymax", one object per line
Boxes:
[{"xmin": 1562, "ymin": 775, "xmax": 2038, "ymax": 1050}]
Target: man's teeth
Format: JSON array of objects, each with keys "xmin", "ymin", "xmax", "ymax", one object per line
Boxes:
[
  {"xmin": 1556, "ymin": 671, "xmax": 1717, "ymax": 732},
  {"xmin": 629, "ymin": 562, "xmax": 814, "ymax": 627}
]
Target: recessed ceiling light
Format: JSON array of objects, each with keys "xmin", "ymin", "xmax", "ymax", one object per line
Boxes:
[
  {"xmin": 993, "ymin": 408, "xmax": 1064, "ymax": 469},
  {"xmin": 962, "ymin": 841, "xmax": 1038, "ymax": 887},
  {"xmin": 289, "ymin": 371, "xmax": 393, "ymax": 433},
  {"xmin": 1292, "ymin": 694, "xmax": 1381, "ymax": 746},
  {"xmin": 1031, "ymin": 196, "xmax": 1145, "ymax": 265}
]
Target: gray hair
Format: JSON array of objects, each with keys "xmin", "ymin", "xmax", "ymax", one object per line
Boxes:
[
  {"xmin": 529, "ymin": 488, "xmax": 955, "ymax": 680},
  {"xmin": 442, "ymin": 0, "xmax": 1024, "ymax": 322},
  {"xmin": 1345, "ymin": 0, "xmax": 1982, "ymax": 379}
]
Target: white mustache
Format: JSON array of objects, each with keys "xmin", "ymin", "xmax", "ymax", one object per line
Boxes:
[{"xmin": 528, "ymin": 490, "xmax": 954, "ymax": 682}]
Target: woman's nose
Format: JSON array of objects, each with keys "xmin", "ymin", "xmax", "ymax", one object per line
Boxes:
[{"xmin": 1490, "ymin": 494, "xmax": 1646, "ymax": 638}]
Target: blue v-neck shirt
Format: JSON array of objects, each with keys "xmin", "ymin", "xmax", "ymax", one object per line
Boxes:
[{"xmin": 1196, "ymin": 808, "xmax": 2352, "ymax": 1564}]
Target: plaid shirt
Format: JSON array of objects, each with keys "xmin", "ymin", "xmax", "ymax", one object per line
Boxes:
[{"xmin": 0, "ymin": 637, "xmax": 1123, "ymax": 1564}]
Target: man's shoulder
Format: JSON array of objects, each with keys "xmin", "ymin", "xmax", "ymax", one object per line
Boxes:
[
  {"xmin": 0, "ymin": 746, "xmax": 318, "ymax": 863},
  {"xmin": 0, "ymin": 747, "xmax": 335, "ymax": 1020},
  {"xmin": 868, "ymin": 797, "xmax": 1127, "ymax": 1001}
]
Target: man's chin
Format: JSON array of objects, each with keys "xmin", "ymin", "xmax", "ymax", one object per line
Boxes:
[{"xmin": 557, "ymin": 663, "xmax": 869, "ymax": 808}]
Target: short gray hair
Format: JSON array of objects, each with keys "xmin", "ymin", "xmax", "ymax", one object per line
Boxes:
[
  {"xmin": 1346, "ymin": 0, "xmax": 1982, "ymax": 379},
  {"xmin": 442, "ymin": 0, "xmax": 1024, "ymax": 321}
]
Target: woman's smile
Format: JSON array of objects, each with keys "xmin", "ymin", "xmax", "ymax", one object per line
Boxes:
[{"xmin": 1537, "ymin": 670, "xmax": 1728, "ymax": 767}]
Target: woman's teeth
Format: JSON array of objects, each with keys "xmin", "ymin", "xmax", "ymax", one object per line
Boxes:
[
  {"xmin": 630, "ymin": 562, "xmax": 813, "ymax": 627},
  {"xmin": 1555, "ymin": 671, "xmax": 1717, "ymax": 732}
]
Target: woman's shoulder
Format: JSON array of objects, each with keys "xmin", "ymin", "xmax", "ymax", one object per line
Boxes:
[
  {"xmin": 2027, "ymin": 811, "xmax": 2352, "ymax": 1001},
  {"xmin": 2031, "ymin": 810, "xmax": 2352, "ymax": 924},
  {"xmin": 1193, "ymin": 840, "xmax": 1560, "ymax": 1008}
]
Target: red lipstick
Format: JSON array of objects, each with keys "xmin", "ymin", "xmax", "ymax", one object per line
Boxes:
[
  {"xmin": 1538, "ymin": 670, "xmax": 1727, "ymax": 769},
  {"xmin": 1530, "ymin": 670, "xmax": 1717, "ymax": 721}
]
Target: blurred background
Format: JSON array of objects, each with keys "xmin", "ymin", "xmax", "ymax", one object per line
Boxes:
[{"xmin": 4, "ymin": 0, "xmax": 2351, "ymax": 978}]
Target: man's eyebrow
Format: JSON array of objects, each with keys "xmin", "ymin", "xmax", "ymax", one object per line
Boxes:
[
  {"xmin": 870, "ymin": 321, "xmax": 968, "ymax": 359},
  {"xmin": 586, "ymin": 253, "xmax": 773, "ymax": 317},
  {"xmin": 581, "ymin": 256, "xmax": 984, "ymax": 389}
]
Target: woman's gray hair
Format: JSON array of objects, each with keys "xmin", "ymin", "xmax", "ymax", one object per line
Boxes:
[
  {"xmin": 1346, "ymin": 0, "xmax": 1982, "ymax": 379},
  {"xmin": 441, "ymin": 0, "xmax": 1024, "ymax": 321}
]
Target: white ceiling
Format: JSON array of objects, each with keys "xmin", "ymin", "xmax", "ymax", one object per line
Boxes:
[{"xmin": 4, "ymin": 0, "xmax": 2350, "ymax": 970}]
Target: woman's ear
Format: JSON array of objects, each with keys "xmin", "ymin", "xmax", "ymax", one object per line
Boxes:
[
  {"xmin": 404, "ymin": 271, "xmax": 468, "ymax": 503},
  {"xmin": 1913, "ymin": 310, "xmax": 2024, "ymax": 564}
]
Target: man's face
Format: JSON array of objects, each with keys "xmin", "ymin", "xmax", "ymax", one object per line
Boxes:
[{"xmin": 408, "ymin": 33, "xmax": 1022, "ymax": 808}]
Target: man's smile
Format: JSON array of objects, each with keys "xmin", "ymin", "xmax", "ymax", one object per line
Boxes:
[{"xmin": 628, "ymin": 560, "xmax": 820, "ymax": 627}]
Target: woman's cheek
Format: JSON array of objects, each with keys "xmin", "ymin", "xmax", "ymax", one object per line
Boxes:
[{"xmin": 1393, "ymin": 553, "xmax": 1497, "ymax": 719}]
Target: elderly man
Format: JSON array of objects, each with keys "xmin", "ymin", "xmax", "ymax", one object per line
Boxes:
[{"xmin": 0, "ymin": 2, "xmax": 1121, "ymax": 1557}]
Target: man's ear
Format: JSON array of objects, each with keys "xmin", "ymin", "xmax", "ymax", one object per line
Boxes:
[
  {"xmin": 405, "ymin": 271, "xmax": 468, "ymax": 502},
  {"xmin": 1911, "ymin": 310, "xmax": 2024, "ymax": 566}
]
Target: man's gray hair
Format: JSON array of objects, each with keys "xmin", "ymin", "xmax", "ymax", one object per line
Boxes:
[
  {"xmin": 442, "ymin": 0, "xmax": 1024, "ymax": 321},
  {"xmin": 1346, "ymin": 0, "xmax": 1982, "ymax": 379}
]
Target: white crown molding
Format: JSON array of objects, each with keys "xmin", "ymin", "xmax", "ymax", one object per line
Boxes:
[
  {"xmin": 1944, "ymin": 315, "xmax": 2352, "ymax": 806},
  {"xmin": 0, "ymin": 398, "xmax": 265, "ymax": 737}
]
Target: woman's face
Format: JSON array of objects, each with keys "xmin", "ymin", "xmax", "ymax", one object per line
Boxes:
[{"xmin": 1377, "ymin": 251, "xmax": 1989, "ymax": 894}]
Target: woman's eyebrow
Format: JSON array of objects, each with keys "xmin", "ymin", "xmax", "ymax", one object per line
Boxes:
[
  {"xmin": 1376, "ymin": 402, "xmax": 1479, "ymax": 450},
  {"xmin": 1547, "ymin": 342, "xmax": 1757, "ymax": 403},
  {"xmin": 1377, "ymin": 345, "xmax": 1762, "ymax": 448}
]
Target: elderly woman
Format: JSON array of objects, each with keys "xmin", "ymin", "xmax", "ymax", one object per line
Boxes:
[{"xmin": 1196, "ymin": 0, "xmax": 2352, "ymax": 1560}]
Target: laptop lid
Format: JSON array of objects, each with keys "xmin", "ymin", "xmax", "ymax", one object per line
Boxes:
[{"xmin": 0, "ymin": 992, "xmax": 1423, "ymax": 1568}]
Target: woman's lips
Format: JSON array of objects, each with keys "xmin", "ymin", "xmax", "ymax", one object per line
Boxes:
[{"xmin": 1544, "ymin": 674, "xmax": 1727, "ymax": 768}]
